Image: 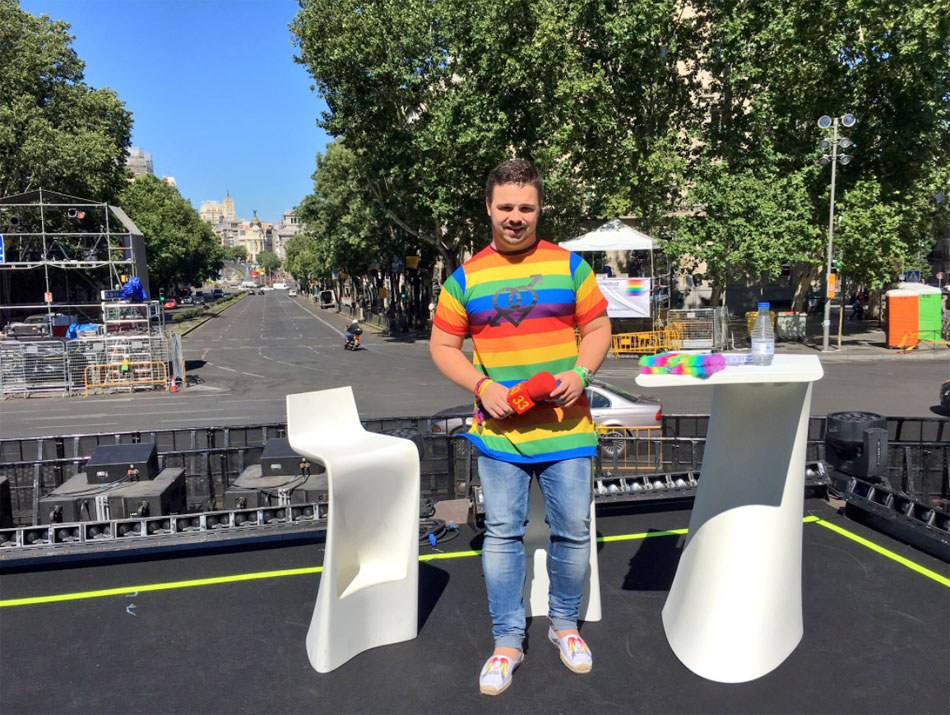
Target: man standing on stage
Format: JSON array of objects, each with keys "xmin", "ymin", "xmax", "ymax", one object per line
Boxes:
[{"xmin": 429, "ymin": 159, "xmax": 611, "ymax": 696}]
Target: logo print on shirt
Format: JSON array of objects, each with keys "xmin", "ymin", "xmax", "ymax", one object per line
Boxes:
[{"xmin": 488, "ymin": 275, "xmax": 542, "ymax": 327}]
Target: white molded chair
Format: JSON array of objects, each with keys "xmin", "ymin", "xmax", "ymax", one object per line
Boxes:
[
  {"xmin": 523, "ymin": 475, "xmax": 602, "ymax": 623},
  {"xmin": 286, "ymin": 387, "xmax": 420, "ymax": 673}
]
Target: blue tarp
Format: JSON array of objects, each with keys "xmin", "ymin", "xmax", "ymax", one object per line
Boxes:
[
  {"xmin": 65, "ymin": 323, "xmax": 101, "ymax": 339},
  {"xmin": 121, "ymin": 277, "xmax": 147, "ymax": 303}
]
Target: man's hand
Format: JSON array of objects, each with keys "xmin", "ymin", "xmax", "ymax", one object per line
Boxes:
[
  {"xmin": 549, "ymin": 370, "xmax": 585, "ymax": 407},
  {"xmin": 480, "ymin": 381, "xmax": 515, "ymax": 419}
]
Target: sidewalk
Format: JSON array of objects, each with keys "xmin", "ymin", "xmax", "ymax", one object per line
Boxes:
[
  {"xmin": 732, "ymin": 312, "xmax": 948, "ymax": 362},
  {"xmin": 327, "ymin": 301, "xmax": 947, "ymax": 362}
]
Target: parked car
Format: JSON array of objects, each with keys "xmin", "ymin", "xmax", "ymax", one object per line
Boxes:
[
  {"xmin": 163, "ymin": 299, "xmax": 177, "ymax": 310},
  {"xmin": 430, "ymin": 380, "xmax": 662, "ymax": 451},
  {"xmin": 180, "ymin": 296, "xmax": 194, "ymax": 305}
]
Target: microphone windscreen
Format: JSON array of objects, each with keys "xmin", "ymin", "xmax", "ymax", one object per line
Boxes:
[{"xmin": 526, "ymin": 371, "xmax": 557, "ymax": 401}]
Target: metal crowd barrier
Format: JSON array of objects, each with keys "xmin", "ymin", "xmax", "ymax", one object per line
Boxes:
[
  {"xmin": 609, "ymin": 325, "xmax": 683, "ymax": 357},
  {"xmin": 84, "ymin": 360, "xmax": 168, "ymax": 395},
  {"xmin": 0, "ymin": 334, "xmax": 170, "ymax": 397},
  {"xmin": 666, "ymin": 307, "xmax": 731, "ymax": 350}
]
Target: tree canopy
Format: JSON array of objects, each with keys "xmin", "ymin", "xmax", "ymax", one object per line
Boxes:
[
  {"xmin": 0, "ymin": 0, "xmax": 132, "ymax": 201},
  {"xmin": 118, "ymin": 175, "xmax": 223, "ymax": 292},
  {"xmin": 255, "ymin": 250, "xmax": 282, "ymax": 275},
  {"xmin": 292, "ymin": 0, "xmax": 949, "ymax": 296}
]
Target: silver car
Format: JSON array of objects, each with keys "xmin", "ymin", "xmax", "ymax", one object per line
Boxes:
[{"xmin": 429, "ymin": 380, "xmax": 662, "ymax": 445}]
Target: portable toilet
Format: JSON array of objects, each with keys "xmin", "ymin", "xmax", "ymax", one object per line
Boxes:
[{"xmin": 885, "ymin": 283, "xmax": 943, "ymax": 348}]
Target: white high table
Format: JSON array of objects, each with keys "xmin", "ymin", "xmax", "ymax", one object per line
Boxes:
[{"xmin": 636, "ymin": 354, "xmax": 823, "ymax": 683}]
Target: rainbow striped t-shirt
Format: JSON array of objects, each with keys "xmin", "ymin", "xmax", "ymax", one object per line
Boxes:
[{"xmin": 433, "ymin": 239, "xmax": 609, "ymax": 463}]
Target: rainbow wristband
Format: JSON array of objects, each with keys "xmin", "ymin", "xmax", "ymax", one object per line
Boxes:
[{"xmin": 474, "ymin": 377, "xmax": 492, "ymax": 399}]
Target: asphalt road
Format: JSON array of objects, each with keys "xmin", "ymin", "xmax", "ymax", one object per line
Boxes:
[{"xmin": 0, "ymin": 291, "xmax": 946, "ymax": 439}]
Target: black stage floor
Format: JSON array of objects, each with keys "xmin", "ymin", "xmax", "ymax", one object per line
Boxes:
[{"xmin": 1, "ymin": 498, "xmax": 948, "ymax": 714}]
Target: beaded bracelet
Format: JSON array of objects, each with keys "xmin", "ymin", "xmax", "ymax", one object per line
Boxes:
[{"xmin": 474, "ymin": 377, "xmax": 492, "ymax": 399}]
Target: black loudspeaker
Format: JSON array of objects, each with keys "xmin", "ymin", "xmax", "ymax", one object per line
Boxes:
[
  {"xmin": 825, "ymin": 411, "xmax": 888, "ymax": 480},
  {"xmin": 259, "ymin": 438, "xmax": 319, "ymax": 478},
  {"xmin": 39, "ymin": 468, "xmax": 186, "ymax": 523},
  {"xmin": 86, "ymin": 443, "xmax": 159, "ymax": 484}
]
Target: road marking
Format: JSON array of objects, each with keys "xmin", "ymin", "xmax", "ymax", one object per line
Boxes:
[
  {"xmin": 292, "ymin": 300, "xmax": 345, "ymax": 337},
  {"xmin": 211, "ymin": 365, "xmax": 265, "ymax": 379}
]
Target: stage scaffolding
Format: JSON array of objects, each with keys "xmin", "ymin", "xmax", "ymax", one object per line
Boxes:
[{"xmin": 0, "ymin": 188, "xmax": 150, "ymax": 322}]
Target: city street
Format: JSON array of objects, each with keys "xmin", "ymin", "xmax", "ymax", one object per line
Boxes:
[{"xmin": 0, "ymin": 291, "xmax": 946, "ymax": 439}]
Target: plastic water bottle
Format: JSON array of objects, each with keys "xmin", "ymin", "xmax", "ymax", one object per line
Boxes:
[{"xmin": 750, "ymin": 302, "xmax": 775, "ymax": 366}]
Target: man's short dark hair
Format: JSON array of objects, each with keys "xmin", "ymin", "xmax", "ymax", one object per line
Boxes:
[{"xmin": 486, "ymin": 159, "xmax": 543, "ymax": 204}]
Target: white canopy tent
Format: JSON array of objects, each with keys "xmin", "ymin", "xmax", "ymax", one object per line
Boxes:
[
  {"xmin": 560, "ymin": 219, "xmax": 664, "ymax": 321},
  {"xmin": 559, "ymin": 218, "xmax": 659, "ymax": 252}
]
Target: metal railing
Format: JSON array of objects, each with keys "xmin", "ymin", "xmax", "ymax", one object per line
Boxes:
[
  {"xmin": 609, "ymin": 326, "xmax": 683, "ymax": 358},
  {"xmin": 666, "ymin": 307, "xmax": 731, "ymax": 350},
  {"xmin": 0, "ymin": 334, "xmax": 170, "ymax": 397},
  {"xmin": 0, "ymin": 415, "xmax": 945, "ymax": 528},
  {"xmin": 84, "ymin": 360, "xmax": 168, "ymax": 395}
]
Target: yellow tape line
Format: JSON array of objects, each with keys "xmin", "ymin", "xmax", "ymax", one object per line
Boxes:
[
  {"xmin": 813, "ymin": 518, "xmax": 950, "ymax": 588},
  {"xmin": 1, "ymin": 515, "xmax": 944, "ymax": 607},
  {"xmin": 0, "ymin": 566, "xmax": 324, "ymax": 607},
  {"xmin": 598, "ymin": 528, "xmax": 688, "ymax": 542}
]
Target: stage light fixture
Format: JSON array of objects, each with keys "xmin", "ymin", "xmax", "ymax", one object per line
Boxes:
[
  {"xmin": 23, "ymin": 527, "xmax": 51, "ymax": 545},
  {"xmin": 83, "ymin": 522, "xmax": 112, "ymax": 540},
  {"xmin": 116, "ymin": 519, "xmax": 144, "ymax": 538},
  {"xmin": 204, "ymin": 512, "xmax": 231, "ymax": 529},
  {"xmin": 145, "ymin": 518, "xmax": 172, "ymax": 535},
  {"xmin": 54, "ymin": 526, "xmax": 81, "ymax": 543},
  {"xmin": 233, "ymin": 509, "xmax": 258, "ymax": 527},
  {"xmin": 291, "ymin": 505, "xmax": 315, "ymax": 522},
  {"xmin": 175, "ymin": 515, "xmax": 201, "ymax": 532}
]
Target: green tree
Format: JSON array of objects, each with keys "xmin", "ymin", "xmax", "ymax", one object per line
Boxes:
[
  {"xmin": 689, "ymin": 0, "xmax": 949, "ymax": 296},
  {"xmin": 672, "ymin": 164, "xmax": 819, "ymax": 305},
  {"xmin": 284, "ymin": 233, "xmax": 323, "ymax": 283},
  {"xmin": 222, "ymin": 245, "xmax": 248, "ymax": 262},
  {"xmin": 834, "ymin": 180, "xmax": 904, "ymax": 290},
  {"xmin": 291, "ymin": 0, "xmax": 699, "ymax": 271},
  {"xmin": 256, "ymin": 250, "xmax": 282, "ymax": 275},
  {"xmin": 118, "ymin": 175, "xmax": 223, "ymax": 293},
  {"xmin": 0, "ymin": 1, "xmax": 132, "ymax": 200},
  {"xmin": 296, "ymin": 141, "xmax": 398, "ymax": 279}
]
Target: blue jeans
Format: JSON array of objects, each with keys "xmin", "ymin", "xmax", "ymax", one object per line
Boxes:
[{"xmin": 477, "ymin": 455, "xmax": 592, "ymax": 650}]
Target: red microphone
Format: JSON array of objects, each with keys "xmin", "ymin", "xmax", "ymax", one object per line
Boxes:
[{"xmin": 507, "ymin": 371, "xmax": 558, "ymax": 414}]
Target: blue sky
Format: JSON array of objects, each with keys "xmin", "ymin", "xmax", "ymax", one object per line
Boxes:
[{"xmin": 21, "ymin": 0, "xmax": 332, "ymax": 225}]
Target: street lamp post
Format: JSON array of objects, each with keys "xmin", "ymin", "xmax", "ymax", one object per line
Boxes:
[{"xmin": 818, "ymin": 113, "xmax": 855, "ymax": 352}]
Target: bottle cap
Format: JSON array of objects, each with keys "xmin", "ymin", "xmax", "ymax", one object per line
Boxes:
[{"xmin": 757, "ymin": 302, "xmax": 770, "ymax": 309}]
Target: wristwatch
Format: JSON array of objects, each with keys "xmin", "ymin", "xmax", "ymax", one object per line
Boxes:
[{"xmin": 573, "ymin": 366, "xmax": 594, "ymax": 387}]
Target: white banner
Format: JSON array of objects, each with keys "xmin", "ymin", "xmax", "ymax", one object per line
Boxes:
[{"xmin": 596, "ymin": 277, "xmax": 651, "ymax": 318}]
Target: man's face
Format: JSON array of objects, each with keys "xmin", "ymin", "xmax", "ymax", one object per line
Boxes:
[{"xmin": 486, "ymin": 182, "xmax": 540, "ymax": 252}]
